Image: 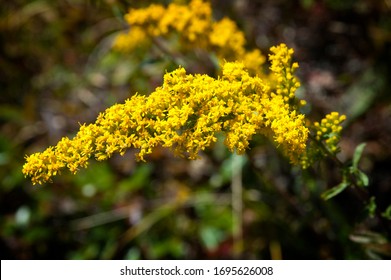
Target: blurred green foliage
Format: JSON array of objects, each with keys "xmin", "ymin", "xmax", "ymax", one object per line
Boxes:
[{"xmin": 1, "ymin": 0, "xmax": 391, "ymax": 259}]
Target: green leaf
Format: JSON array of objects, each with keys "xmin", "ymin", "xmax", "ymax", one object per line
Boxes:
[
  {"xmin": 321, "ymin": 181, "xmax": 349, "ymax": 200},
  {"xmin": 200, "ymin": 226, "xmax": 225, "ymax": 250},
  {"xmin": 348, "ymin": 143, "xmax": 369, "ymax": 187},
  {"xmin": 366, "ymin": 197, "xmax": 377, "ymax": 218},
  {"xmin": 381, "ymin": 205, "xmax": 391, "ymax": 220},
  {"xmin": 356, "ymin": 170, "xmax": 369, "ymax": 187},
  {"xmin": 352, "ymin": 143, "xmax": 366, "ymax": 169}
]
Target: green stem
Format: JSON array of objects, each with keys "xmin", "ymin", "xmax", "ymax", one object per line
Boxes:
[{"xmin": 310, "ymin": 134, "xmax": 391, "ymax": 238}]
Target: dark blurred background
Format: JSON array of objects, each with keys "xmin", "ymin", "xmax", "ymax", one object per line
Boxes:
[{"xmin": 1, "ymin": 0, "xmax": 391, "ymax": 259}]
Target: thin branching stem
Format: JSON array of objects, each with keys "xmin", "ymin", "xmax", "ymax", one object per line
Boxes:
[{"xmin": 310, "ymin": 134, "xmax": 391, "ymax": 238}]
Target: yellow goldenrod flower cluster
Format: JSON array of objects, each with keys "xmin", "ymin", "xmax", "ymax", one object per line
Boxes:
[
  {"xmin": 269, "ymin": 45, "xmax": 301, "ymax": 105},
  {"xmin": 314, "ymin": 112, "xmax": 346, "ymax": 154},
  {"xmin": 299, "ymin": 112, "xmax": 346, "ymax": 168},
  {"xmin": 23, "ymin": 44, "xmax": 310, "ymax": 185},
  {"xmin": 112, "ymin": 0, "xmax": 265, "ymax": 74}
]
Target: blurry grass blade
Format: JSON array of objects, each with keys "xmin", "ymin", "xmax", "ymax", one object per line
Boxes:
[
  {"xmin": 350, "ymin": 231, "xmax": 391, "ymax": 258},
  {"xmin": 122, "ymin": 203, "xmax": 178, "ymax": 243},
  {"xmin": 122, "ymin": 193, "xmax": 232, "ymax": 244},
  {"xmin": 321, "ymin": 181, "xmax": 349, "ymax": 200},
  {"xmin": 343, "ymin": 68, "xmax": 382, "ymax": 122},
  {"xmin": 71, "ymin": 206, "xmax": 131, "ymax": 230},
  {"xmin": 349, "ymin": 230, "xmax": 387, "ymax": 245}
]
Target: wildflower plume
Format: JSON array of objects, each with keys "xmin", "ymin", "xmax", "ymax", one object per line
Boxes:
[
  {"xmin": 23, "ymin": 44, "xmax": 310, "ymax": 185},
  {"xmin": 112, "ymin": 0, "xmax": 265, "ymax": 74}
]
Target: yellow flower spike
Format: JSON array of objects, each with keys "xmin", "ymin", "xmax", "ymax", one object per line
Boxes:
[
  {"xmin": 23, "ymin": 44, "xmax": 313, "ymax": 184},
  {"xmin": 269, "ymin": 44, "xmax": 301, "ymax": 106}
]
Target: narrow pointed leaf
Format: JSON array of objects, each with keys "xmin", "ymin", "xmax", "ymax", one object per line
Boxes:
[
  {"xmin": 356, "ymin": 170, "xmax": 369, "ymax": 187},
  {"xmin": 321, "ymin": 181, "xmax": 349, "ymax": 200},
  {"xmin": 352, "ymin": 143, "xmax": 366, "ymax": 169},
  {"xmin": 381, "ymin": 205, "xmax": 391, "ymax": 220}
]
